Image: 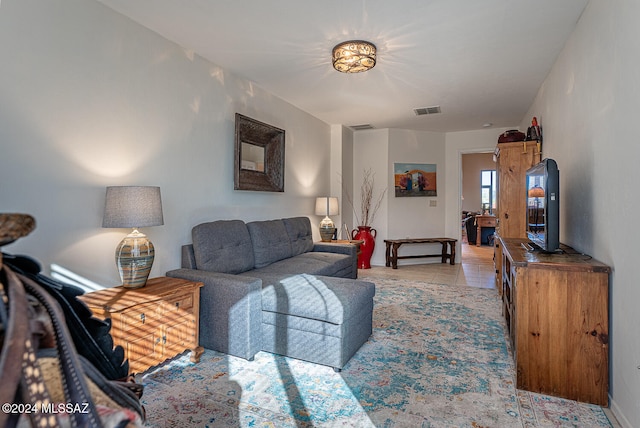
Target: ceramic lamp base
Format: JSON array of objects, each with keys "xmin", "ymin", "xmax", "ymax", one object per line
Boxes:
[
  {"xmin": 319, "ymin": 216, "xmax": 336, "ymax": 242},
  {"xmin": 319, "ymin": 227, "xmax": 336, "ymax": 242},
  {"xmin": 115, "ymin": 230, "xmax": 154, "ymax": 288}
]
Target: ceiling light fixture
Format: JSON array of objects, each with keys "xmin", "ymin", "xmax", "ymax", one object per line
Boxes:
[{"xmin": 332, "ymin": 40, "xmax": 376, "ymax": 73}]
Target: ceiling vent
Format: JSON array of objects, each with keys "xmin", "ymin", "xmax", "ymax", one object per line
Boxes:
[
  {"xmin": 413, "ymin": 106, "xmax": 441, "ymax": 116},
  {"xmin": 349, "ymin": 124, "xmax": 375, "ymax": 131}
]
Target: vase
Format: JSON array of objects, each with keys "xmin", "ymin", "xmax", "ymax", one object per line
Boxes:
[{"xmin": 351, "ymin": 226, "xmax": 376, "ymax": 269}]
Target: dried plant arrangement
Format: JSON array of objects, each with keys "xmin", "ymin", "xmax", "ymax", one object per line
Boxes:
[{"xmin": 344, "ymin": 168, "xmax": 387, "ymax": 227}]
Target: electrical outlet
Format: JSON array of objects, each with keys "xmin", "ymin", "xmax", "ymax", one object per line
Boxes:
[{"xmin": 430, "ymin": 200, "xmax": 437, "ymax": 207}]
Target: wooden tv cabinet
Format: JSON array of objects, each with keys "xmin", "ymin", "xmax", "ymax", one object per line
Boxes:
[{"xmin": 498, "ymin": 237, "xmax": 610, "ymax": 405}]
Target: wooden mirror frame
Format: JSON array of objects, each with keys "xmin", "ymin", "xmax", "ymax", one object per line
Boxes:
[{"xmin": 234, "ymin": 113, "xmax": 285, "ymax": 192}]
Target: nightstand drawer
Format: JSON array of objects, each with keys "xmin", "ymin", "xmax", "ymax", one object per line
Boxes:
[
  {"xmin": 165, "ymin": 293, "xmax": 194, "ymax": 314},
  {"xmin": 477, "ymin": 217, "xmax": 497, "ymax": 227},
  {"xmin": 120, "ymin": 301, "xmax": 162, "ymax": 332}
]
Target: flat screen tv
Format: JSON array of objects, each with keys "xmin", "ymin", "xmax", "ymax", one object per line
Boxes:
[{"xmin": 525, "ymin": 158, "xmax": 560, "ymax": 252}]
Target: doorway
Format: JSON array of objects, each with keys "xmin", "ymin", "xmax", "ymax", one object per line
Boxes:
[{"xmin": 460, "ymin": 151, "xmax": 495, "ymax": 262}]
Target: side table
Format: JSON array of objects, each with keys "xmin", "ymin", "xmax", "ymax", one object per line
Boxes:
[
  {"xmin": 79, "ymin": 277, "xmax": 204, "ymax": 375},
  {"xmin": 475, "ymin": 215, "xmax": 497, "ymax": 247},
  {"xmin": 330, "ymin": 239, "xmax": 364, "ymax": 256}
]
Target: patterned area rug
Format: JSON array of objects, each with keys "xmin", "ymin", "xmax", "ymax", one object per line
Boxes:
[{"xmin": 138, "ymin": 278, "xmax": 613, "ymax": 427}]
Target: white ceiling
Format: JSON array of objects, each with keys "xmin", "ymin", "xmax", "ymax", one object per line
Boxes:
[{"xmin": 97, "ymin": 0, "xmax": 589, "ymax": 133}]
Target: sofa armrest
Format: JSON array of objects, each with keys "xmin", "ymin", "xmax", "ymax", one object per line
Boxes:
[
  {"xmin": 312, "ymin": 242, "xmax": 357, "ymax": 257},
  {"xmin": 181, "ymin": 244, "xmax": 197, "ymax": 269},
  {"xmin": 166, "ymin": 268, "xmax": 262, "ymax": 360},
  {"xmin": 312, "ymin": 242, "xmax": 358, "ymax": 279}
]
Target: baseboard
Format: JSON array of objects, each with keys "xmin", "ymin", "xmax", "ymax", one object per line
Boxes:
[{"xmin": 608, "ymin": 396, "xmax": 632, "ymax": 428}]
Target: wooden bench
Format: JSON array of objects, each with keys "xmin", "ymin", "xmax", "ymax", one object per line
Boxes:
[{"xmin": 384, "ymin": 238, "xmax": 457, "ymax": 269}]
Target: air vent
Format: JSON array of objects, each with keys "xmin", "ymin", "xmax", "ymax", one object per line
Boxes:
[
  {"xmin": 349, "ymin": 124, "xmax": 375, "ymax": 131},
  {"xmin": 413, "ymin": 106, "xmax": 441, "ymax": 116}
]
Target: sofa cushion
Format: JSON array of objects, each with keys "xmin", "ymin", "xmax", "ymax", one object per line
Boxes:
[
  {"xmin": 258, "ymin": 273, "xmax": 375, "ymax": 325},
  {"xmin": 245, "ymin": 252, "xmax": 352, "ymax": 278},
  {"xmin": 282, "ymin": 217, "xmax": 314, "ymax": 256},
  {"xmin": 293, "ymin": 252, "xmax": 354, "ymax": 276},
  {"xmin": 247, "ymin": 219, "xmax": 293, "ymax": 268},
  {"xmin": 192, "ymin": 220, "xmax": 255, "ymax": 274}
]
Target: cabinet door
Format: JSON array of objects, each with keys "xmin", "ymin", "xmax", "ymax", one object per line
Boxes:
[
  {"xmin": 162, "ymin": 292, "xmax": 197, "ymax": 357},
  {"xmin": 501, "ymin": 254, "xmax": 516, "ymax": 351},
  {"xmin": 508, "ymin": 266, "xmax": 517, "ymax": 360},
  {"xmin": 119, "ymin": 301, "xmax": 164, "ymax": 372},
  {"xmin": 494, "ymin": 239, "xmax": 503, "ymax": 293}
]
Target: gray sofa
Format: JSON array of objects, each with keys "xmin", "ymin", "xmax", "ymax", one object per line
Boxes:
[{"xmin": 166, "ymin": 216, "xmax": 375, "ymax": 371}]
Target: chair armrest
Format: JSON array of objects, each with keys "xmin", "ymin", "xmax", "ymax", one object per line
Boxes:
[{"xmin": 166, "ymin": 268, "xmax": 262, "ymax": 360}]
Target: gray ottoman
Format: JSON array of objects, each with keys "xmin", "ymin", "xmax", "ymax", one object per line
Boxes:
[{"xmin": 256, "ymin": 273, "xmax": 375, "ymax": 371}]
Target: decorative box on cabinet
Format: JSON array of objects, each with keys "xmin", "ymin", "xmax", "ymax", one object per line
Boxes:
[
  {"xmin": 499, "ymin": 237, "xmax": 610, "ymax": 406},
  {"xmin": 79, "ymin": 277, "xmax": 204, "ymax": 374}
]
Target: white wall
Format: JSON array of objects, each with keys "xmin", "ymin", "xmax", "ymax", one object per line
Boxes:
[
  {"xmin": 351, "ymin": 127, "xmax": 513, "ymax": 266},
  {"xmin": 330, "ymin": 124, "xmax": 354, "ymax": 239},
  {"xmin": 0, "ymin": 0, "xmax": 332, "ymax": 287},
  {"xmin": 519, "ymin": 1, "xmax": 640, "ymax": 425},
  {"xmin": 386, "ymin": 129, "xmax": 446, "ymax": 261},
  {"xmin": 352, "ymin": 129, "xmax": 389, "ymax": 266},
  {"xmin": 352, "ymin": 128, "xmax": 448, "ymax": 266}
]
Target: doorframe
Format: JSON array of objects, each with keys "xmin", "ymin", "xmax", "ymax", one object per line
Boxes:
[{"xmin": 458, "ymin": 148, "xmax": 495, "ymax": 257}]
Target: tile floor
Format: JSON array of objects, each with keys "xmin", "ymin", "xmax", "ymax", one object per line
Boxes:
[{"xmin": 359, "ymin": 241, "xmax": 496, "ymax": 289}]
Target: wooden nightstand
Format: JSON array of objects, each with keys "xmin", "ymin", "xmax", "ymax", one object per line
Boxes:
[
  {"xmin": 329, "ymin": 239, "xmax": 364, "ymax": 256},
  {"xmin": 475, "ymin": 215, "xmax": 497, "ymax": 247},
  {"xmin": 79, "ymin": 277, "xmax": 204, "ymax": 375}
]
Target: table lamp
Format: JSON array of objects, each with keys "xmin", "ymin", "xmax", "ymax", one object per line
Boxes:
[
  {"xmin": 102, "ymin": 186, "xmax": 164, "ymax": 288},
  {"xmin": 315, "ymin": 197, "xmax": 339, "ymax": 242}
]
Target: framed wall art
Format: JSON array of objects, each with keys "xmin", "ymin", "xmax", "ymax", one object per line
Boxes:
[
  {"xmin": 393, "ymin": 163, "xmax": 437, "ymax": 197},
  {"xmin": 234, "ymin": 113, "xmax": 285, "ymax": 192}
]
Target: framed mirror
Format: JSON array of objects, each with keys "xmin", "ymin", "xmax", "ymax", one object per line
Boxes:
[{"xmin": 234, "ymin": 113, "xmax": 285, "ymax": 192}]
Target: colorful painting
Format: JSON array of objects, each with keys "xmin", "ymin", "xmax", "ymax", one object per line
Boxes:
[{"xmin": 394, "ymin": 163, "xmax": 437, "ymax": 197}]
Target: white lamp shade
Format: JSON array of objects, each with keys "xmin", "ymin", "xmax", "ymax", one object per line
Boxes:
[
  {"xmin": 103, "ymin": 186, "xmax": 164, "ymax": 228},
  {"xmin": 315, "ymin": 197, "xmax": 339, "ymax": 217}
]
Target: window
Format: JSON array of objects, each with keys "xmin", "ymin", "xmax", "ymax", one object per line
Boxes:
[{"xmin": 481, "ymin": 170, "xmax": 496, "ymax": 214}]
